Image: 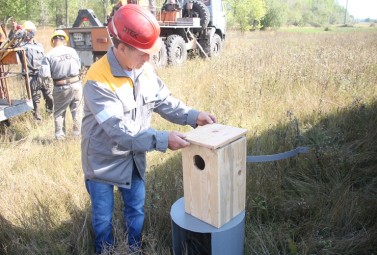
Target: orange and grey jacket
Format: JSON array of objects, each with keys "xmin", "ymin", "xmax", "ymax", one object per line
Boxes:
[{"xmin": 81, "ymin": 47, "xmax": 199, "ymax": 188}]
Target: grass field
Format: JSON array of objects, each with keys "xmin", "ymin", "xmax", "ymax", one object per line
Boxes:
[{"xmin": 1, "ymin": 25, "xmax": 377, "ymax": 254}]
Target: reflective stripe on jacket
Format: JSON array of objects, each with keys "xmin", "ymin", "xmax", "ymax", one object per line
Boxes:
[{"xmin": 81, "ymin": 47, "xmax": 199, "ymax": 188}]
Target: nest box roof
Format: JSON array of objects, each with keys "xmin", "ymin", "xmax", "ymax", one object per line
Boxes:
[{"xmin": 184, "ymin": 123, "xmax": 247, "ymax": 149}]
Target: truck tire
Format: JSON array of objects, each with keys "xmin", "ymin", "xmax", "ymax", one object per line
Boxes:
[
  {"xmin": 182, "ymin": 0, "xmax": 210, "ymax": 29},
  {"xmin": 209, "ymin": 33, "xmax": 222, "ymax": 57},
  {"xmin": 151, "ymin": 42, "xmax": 168, "ymax": 67},
  {"xmin": 166, "ymin": 35, "xmax": 187, "ymax": 65},
  {"xmin": 198, "ymin": 29, "xmax": 211, "ymax": 58}
]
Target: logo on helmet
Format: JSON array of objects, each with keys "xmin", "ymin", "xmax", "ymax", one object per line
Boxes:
[{"xmin": 122, "ymin": 26, "xmax": 138, "ymax": 39}]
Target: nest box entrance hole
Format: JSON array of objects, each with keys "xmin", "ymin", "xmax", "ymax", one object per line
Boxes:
[{"xmin": 193, "ymin": 155, "xmax": 205, "ymax": 170}]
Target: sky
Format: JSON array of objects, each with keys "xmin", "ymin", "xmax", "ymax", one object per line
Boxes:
[{"xmin": 337, "ymin": 0, "xmax": 377, "ymax": 19}]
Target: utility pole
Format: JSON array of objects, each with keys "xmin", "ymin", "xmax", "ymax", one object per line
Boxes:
[
  {"xmin": 343, "ymin": 0, "xmax": 349, "ymax": 25},
  {"xmin": 66, "ymin": 0, "xmax": 69, "ymax": 27}
]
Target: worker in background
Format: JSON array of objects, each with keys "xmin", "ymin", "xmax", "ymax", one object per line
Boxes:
[
  {"xmin": 8, "ymin": 17, "xmax": 21, "ymax": 40},
  {"xmin": 109, "ymin": 0, "xmax": 156, "ymax": 19},
  {"xmin": 39, "ymin": 30, "xmax": 82, "ymax": 140},
  {"xmin": 109, "ymin": 0, "xmax": 125, "ymax": 18},
  {"xmin": 81, "ymin": 4, "xmax": 216, "ymax": 254},
  {"xmin": 139, "ymin": 0, "xmax": 156, "ymax": 15},
  {"xmin": 20, "ymin": 21, "xmax": 53, "ymax": 120}
]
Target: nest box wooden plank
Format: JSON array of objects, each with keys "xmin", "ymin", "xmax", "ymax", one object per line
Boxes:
[{"xmin": 182, "ymin": 123, "xmax": 247, "ymax": 228}]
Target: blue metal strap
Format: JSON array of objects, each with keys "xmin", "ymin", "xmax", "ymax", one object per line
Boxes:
[{"xmin": 247, "ymin": 146, "xmax": 309, "ymax": 163}]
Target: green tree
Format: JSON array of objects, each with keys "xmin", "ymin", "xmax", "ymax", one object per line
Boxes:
[
  {"xmin": 0, "ymin": 0, "xmax": 27, "ymax": 22},
  {"xmin": 226, "ymin": 0, "xmax": 266, "ymax": 32},
  {"xmin": 261, "ymin": 0, "xmax": 288, "ymax": 29},
  {"xmin": 282, "ymin": 0, "xmax": 348, "ymax": 27}
]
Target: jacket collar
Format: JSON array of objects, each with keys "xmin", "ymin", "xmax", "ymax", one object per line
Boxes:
[{"xmin": 107, "ymin": 46, "xmax": 144, "ymax": 79}]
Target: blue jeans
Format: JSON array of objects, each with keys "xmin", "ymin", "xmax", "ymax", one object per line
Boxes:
[{"xmin": 85, "ymin": 169, "xmax": 145, "ymax": 254}]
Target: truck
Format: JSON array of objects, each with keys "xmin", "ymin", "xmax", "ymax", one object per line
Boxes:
[{"xmin": 62, "ymin": 0, "xmax": 226, "ymax": 67}]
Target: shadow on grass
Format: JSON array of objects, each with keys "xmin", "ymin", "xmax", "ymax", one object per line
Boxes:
[
  {"xmin": 244, "ymin": 99, "xmax": 377, "ymax": 254},
  {"xmin": 0, "ymin": 100, "xmax": 376, "ymax": 255},
  {"xmin": 144, "ymin": 99, "xmax": 377, "ymax": 254},
  {"xmin": 0, "ymin": 200, "xmax": 91, "ymax": 255}
]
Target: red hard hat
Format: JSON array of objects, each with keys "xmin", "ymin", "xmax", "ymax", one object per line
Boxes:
[{"xmin": 108, "ymin": 4, "xmax": 161, "ymax": 55}]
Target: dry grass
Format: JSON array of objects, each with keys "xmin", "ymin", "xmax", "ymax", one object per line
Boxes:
[
  {"xmin": 1, "ymin": 26, "xmax": 377, "ymax": 254},
  {"xmin": 34, "ymin": 26, "xmax": 56, "ymax": 52}
]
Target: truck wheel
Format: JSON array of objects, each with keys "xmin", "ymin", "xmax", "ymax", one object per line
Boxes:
[
  {"xmin": 182, "ymin": 0, "xmax": 210, "ymax": 29},
  {"xmin": 198, "ymin": 30, "xmax": 211, "ymax": 58},
  {"xmin": 151, "ymin": 42, "xmax": 168, "ymax": 67},
  {"xmin": 166, "ymin": 35, "xmax": 187, "ymax": 65},
  {"xmin": 209, "ymin": 34, "xmax": 222, "ymax": 57}
]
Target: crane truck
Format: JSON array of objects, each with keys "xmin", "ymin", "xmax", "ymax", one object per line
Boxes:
[{"xmin": 62, "ymin": 0, "xmax": 226, "ymax": 67}]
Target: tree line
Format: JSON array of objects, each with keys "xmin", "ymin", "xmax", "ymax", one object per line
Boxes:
[
  {"xmin": 0, "ymin": 0, "xmax": 368, "ymax": 30},
  {"xmin": 0, "ymin": 0, "xmax": 113, "ymax": 27},
  {"xmin": 226, "ymin": 0, "xmax": 362, "ymax": 31}
]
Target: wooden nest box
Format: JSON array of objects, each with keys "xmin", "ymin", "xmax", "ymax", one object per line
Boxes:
[{"xmin": 182, "ymin": 123, "xmax": 247, "ymax": 228}]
